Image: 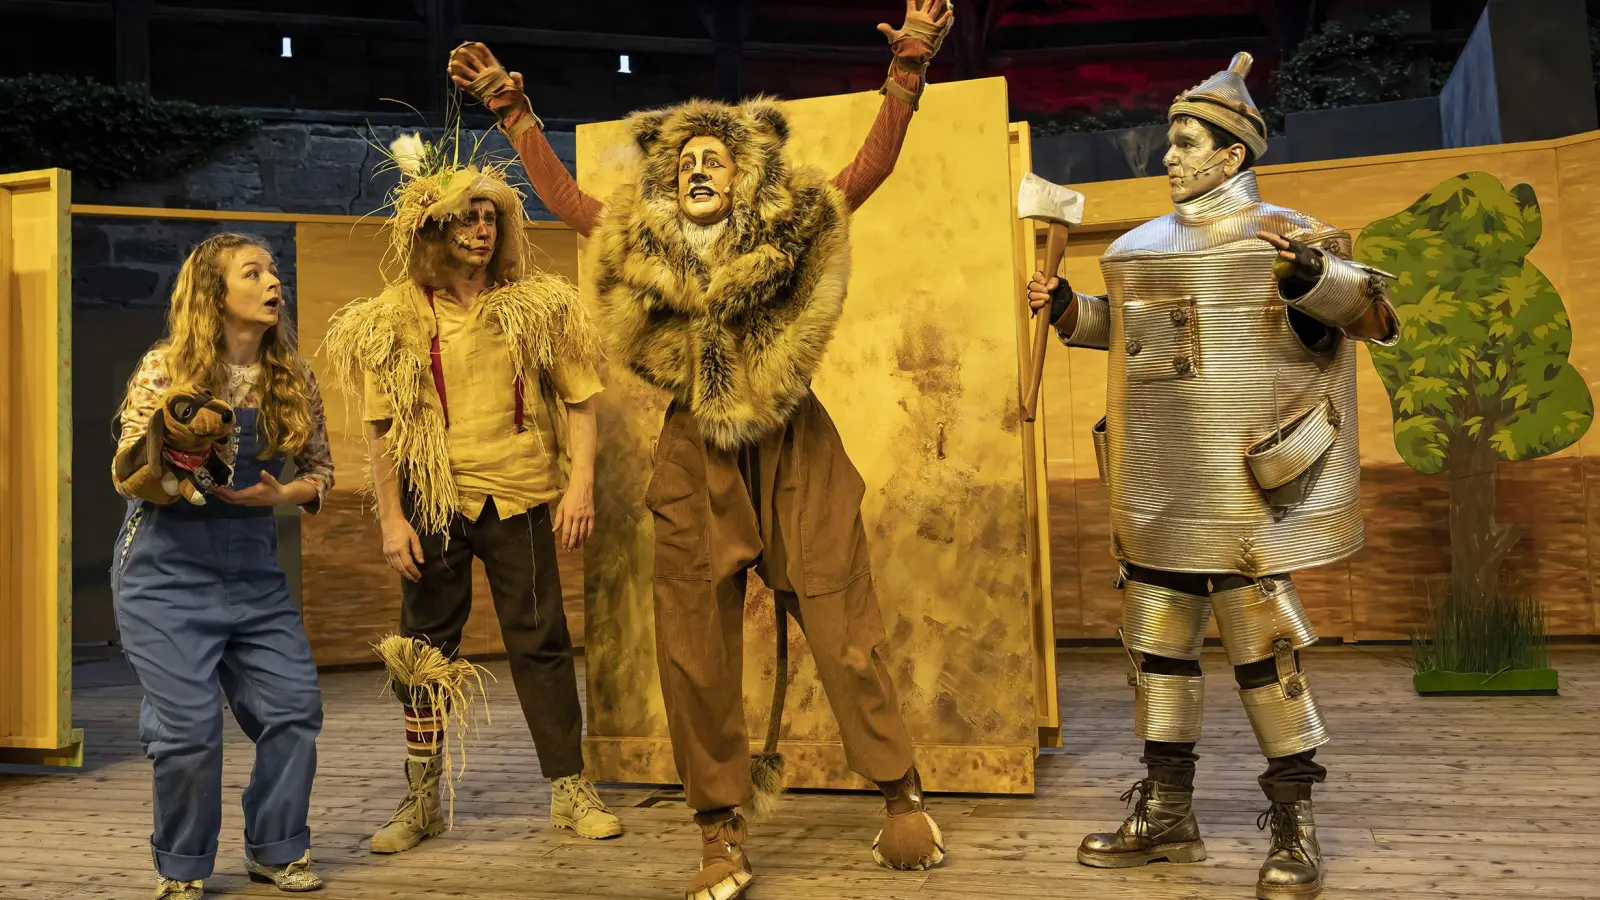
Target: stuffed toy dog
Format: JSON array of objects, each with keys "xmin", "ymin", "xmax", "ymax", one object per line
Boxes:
[{"xmin": 113, "ymin": 387, "xmax": 236, "ymax": 505}]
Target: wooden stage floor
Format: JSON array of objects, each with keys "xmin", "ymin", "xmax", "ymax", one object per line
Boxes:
[{"xmin": 3, "ymin": 645, "xmax": 1596, "ymax": 899}]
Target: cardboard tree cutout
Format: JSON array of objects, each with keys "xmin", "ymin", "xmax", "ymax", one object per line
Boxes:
[{"xmin": 1356, "ymin": 172, "xmax": 1593, "ymax": 605}]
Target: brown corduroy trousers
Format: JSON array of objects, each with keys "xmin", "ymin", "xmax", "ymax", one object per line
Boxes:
[{"xmin": 647, "ymin": 393, "xmax": 916, "ymax": 812}]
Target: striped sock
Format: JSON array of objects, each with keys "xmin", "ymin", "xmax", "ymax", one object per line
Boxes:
[{"xmin": 404, "ymin": 705, "xmax": 444, "ymax": 761}]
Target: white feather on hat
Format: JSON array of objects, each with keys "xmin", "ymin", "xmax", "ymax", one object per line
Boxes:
[{"xmin": 390, "ymin": 132, "xmax": 427, "ymax": 177}]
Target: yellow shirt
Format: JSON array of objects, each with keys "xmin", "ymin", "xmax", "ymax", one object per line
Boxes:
[{"xmin": 363, "ymin": 289, "xmax": 602, "ymax": 521}]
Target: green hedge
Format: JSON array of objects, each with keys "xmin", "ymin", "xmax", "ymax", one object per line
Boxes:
[
  {"xmin": 0, "ymin": 76, "xmax": 260, "ymax": 190},
  {"xmin": 1268, "ymin": 11, "xmax": 1451, "ymax": 130}
]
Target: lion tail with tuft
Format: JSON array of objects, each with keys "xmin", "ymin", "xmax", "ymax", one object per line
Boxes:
[
  {"xmin": 749, "ymin": 600, "xmax": 791, "ymax": 820},
  {"xmin": 752, "ymin": 598, "xmax": 796, "ymax": 816}
]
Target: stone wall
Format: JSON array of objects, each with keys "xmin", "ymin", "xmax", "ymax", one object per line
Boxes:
[{"xmin": 71, "ymin": 121, "xmax": 579, "ymax": 313}]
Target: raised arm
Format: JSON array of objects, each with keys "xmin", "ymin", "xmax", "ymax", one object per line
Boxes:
[
  {"xmin": 833, "ymin": 0, "xmax": 954, "ymax": 211},
  {"xmin": 450, "ymin": 42, "xmax": 604, "ymax": 237},
  {"xmin": 1260, "ymin": 230, "xmax": 1401, "ymax": 345}
]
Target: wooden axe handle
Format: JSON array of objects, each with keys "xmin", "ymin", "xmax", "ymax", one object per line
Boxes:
[{"xmin": 1023, "ymin": 221, "xmax": 1070, "ymax": 423}]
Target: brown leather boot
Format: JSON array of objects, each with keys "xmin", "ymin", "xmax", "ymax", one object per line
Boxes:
[
  {"xmin": 1256, "ymin": 800, "xmax": 1323, "ymax": 900},
  {"xmin": 872, "ymin": 767, "xmax": 946, "ymax": 871},
  {"xmin": 684, "ymin": 810, "xmax": 753, "ymax": 900},
  {"xmin": 1077, "ymin": 779, "xmax": 1207, "ymax": 868}
]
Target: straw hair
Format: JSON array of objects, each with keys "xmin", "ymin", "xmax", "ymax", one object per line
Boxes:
[
  {"xmin": 374, "ymin": 634, "xmax": 495, "ymax": 828},
  {"xmin": 367, "ymin": 121, "xmax": 537, "ymax": 292}
]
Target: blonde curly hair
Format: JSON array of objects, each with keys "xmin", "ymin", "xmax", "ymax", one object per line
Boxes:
[{"xmin": 123, "ymin": 232, "xmax": 312, "ymax": 459}]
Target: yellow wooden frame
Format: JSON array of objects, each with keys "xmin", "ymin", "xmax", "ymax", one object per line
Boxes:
[
  {"xmin": 572, "ymin": 79, "xmax": 1048, "ymax": 795},
  {"xmin": 1008, "ymin": 122, "xmax": 1061, "ymax": 750},
  {"xmin": 0, "ymin": 169, "xmax": 79, "ymax": 767}
]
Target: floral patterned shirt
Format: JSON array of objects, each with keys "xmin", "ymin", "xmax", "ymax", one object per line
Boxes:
[{"xmin": 115, "ymin": 346, "xmax": 335, "ymax": 514}]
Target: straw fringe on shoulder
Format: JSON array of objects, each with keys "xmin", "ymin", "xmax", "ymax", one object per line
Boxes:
[
  {"xmin": 316, "ymin": 126, "xmax": 604, "ymax": 534},
  {"xmin": 320, "ymin": 277, "xmax": 601, "ymax": 535}
]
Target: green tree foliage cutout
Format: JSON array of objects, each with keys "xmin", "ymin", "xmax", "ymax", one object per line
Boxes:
[{"xmin": 1355, "ymin": 172, "xmax": 1593, "ymax": 606}]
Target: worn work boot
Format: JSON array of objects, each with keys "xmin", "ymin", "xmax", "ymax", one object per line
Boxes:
[
  {"xmin": 550, "ymin": 774, "xmax": 623, "ymax": 839},
  {"xmin": 154, "ymin": 877, "xmax": 203, "ymax": 900},
  {"xmin": 1077, "ymin": 779, "xmax": 1207, "ymax": 868},
  {"xmin": 872, "ymin": 767, "xmax": 946, "ymax": 871},
  {"xmin": 1256, "ymin": 800, "xmax": 1324, "ymax": 900},
  {"xmin": 245, "ymin": 851, "xmax": 324, "ymax": 892},
  {"xmin": 684, "ymin": 810, "xmax": 754, "ymax": 900},
  {"xmin": 370, "ymin": 756, "xmax": 446, "ymax": 854}
]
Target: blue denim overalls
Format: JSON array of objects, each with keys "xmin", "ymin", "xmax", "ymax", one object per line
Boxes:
[{"xmin": 111, "ymin": 407, "xmax": 323, "ymax": 881}]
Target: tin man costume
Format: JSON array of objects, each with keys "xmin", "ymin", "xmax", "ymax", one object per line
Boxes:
[{"xmin": 1036, "ymin": 53, "xmax": 1397, "ymax": 900}]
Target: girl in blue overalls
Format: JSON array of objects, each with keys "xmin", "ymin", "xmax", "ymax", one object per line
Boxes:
[{"xmin": 111, "ymin": 233, "xmax": 336, "ymax": 900}]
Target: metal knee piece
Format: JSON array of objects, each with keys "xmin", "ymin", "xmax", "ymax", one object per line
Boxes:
[
  {"xmin": 1119, "ymin": 575, "xmax": 1210, "ymax": 744},
  {"xmin": 1213, "ymin": 576, "xmax": 1329, "ymax": 757},
  {"xmin": 1210, "ymin": 575, "xmax": 1317, "ymax": 666}
]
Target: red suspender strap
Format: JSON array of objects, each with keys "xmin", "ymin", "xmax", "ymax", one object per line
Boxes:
[
  {"xmin": 426, "ymin": 288, "xmax": 526, "ymax": 433},
  {"xmin": 425, "ymin": 289, "xmax": 450, "ymax": 429}
]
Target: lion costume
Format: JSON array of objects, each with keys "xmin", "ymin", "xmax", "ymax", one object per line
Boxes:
[{"xmin": 452, "ymin": 3, "xmax": 955, "ymax": 896}]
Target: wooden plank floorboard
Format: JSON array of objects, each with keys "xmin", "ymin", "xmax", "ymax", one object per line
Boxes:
[{"xmin": 1, "ymin": 646, "xmax": 1595, "ymax": 898}]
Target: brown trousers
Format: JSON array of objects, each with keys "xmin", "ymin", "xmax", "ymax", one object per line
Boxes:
[
  {"xmin": 398, "ymin": 495, "xmax": 585, "ymax": 780},
  {"xmin": 647, "ymin": 393, "xmax": 915, "ymax": 812}
]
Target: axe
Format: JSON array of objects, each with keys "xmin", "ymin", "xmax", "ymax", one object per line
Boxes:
[{"xmin": 1016, "ymin": 172, "xmax": 1085, "ymax": 423}]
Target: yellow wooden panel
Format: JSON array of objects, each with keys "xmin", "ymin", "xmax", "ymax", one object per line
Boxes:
[
  {"xmin": 1046, "ymin": 234, "xmax": 1117, "ymax": 638},
  {"xmin": 1556, "ymin": 138, "xmax": 1600, "ymax": 634},
  {"xmin": 0, "ymin": 182, "xmax": 13, "ymax": 748},
  {"xmin": 294, "ymin": 222, "xmax": 589, "ymax": 666},
  {"xmin": 1009, "ymin": 122, "xmax": 1060, "ymax": 746},
  {"xmin": 0, "ymin": 169, "xmax": 74, "ymax": 760},
  {"xmin": 577, "ymin": 77, "xmax": 1043, "ymax": 793}
]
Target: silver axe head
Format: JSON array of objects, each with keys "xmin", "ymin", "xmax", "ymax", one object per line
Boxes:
[{"xmin": 1017, "ymin": 172, "xmax": 1084, "ymax": 227}]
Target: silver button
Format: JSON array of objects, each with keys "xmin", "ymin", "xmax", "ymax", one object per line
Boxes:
[
  {"xmin": 1126, "ymin": 339, "xmax": 1143, "ymax": 356},
  {"xmin": 1173, "ymin": 355, "xmax": 1192, "ymax": 375},
  {"xmin": 1171, "ymin": 308, "xmax": 1189, "ymax": 327}
]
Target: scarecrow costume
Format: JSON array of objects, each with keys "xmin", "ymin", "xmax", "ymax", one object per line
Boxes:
[
  {"xmin": 112, "ymin": 347, "xmax": 334, "ymax": 898},
  {"xmin": 453, "ymin": 3, "xmax": 953, "ymax": 897},
  {"xmin": 320, "ymin": 131, "xmax": 619, "ymax": 852},
  {"xmin": 1046, "ymin": 54, "xmax": 1398, "ymax": 900}
]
